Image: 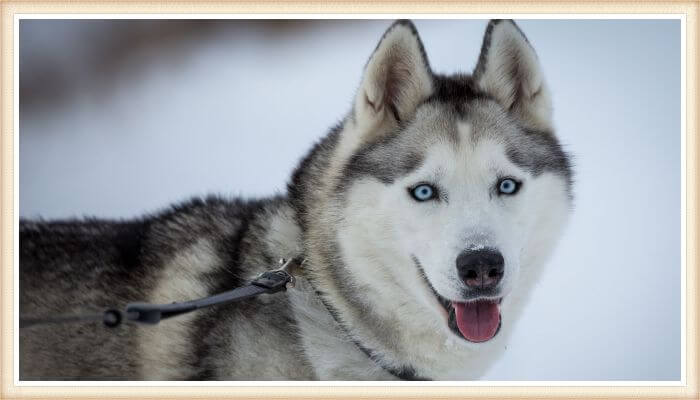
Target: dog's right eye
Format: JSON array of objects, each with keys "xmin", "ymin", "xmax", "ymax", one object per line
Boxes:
[{"xmin": 409, "ymin": 184, "xmax": 438, "ymax": 202}]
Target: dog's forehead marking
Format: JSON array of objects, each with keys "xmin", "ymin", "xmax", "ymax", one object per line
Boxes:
[
  {"xmin": 417, "ymin": 98, "xmax": 512, "ymax": 147},
  {"xmin": 411, "ymin": 102, "xmax": 460, "ymax": 144},
  {"xmin": 462, "ymin": 100, "xmax": 516, "ymax": 142},
  {"xmin": 455, "ymin": 120, "xmax": 475, "ymax": 149}
]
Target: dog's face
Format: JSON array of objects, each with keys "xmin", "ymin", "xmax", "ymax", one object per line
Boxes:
[{"xmin": 331, "ymin": 20, "xmax": 572, "ymax": 345}]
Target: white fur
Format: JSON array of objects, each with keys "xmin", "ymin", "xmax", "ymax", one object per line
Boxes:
[
  {"xmin": 139, "ymin": 239, "xmax": 220, "ymax": 379},
  {"xmin": 331, "ymin": 119, "xmax": 570, "ymax": 379}
]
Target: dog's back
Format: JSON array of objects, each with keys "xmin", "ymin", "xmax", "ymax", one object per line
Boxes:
[
  {"xmin": 19, "ymin": 196, "xmax": 313, "ymax": 380},
  {"xmin": 20, "ymin": 218, "xmax": 153, "ymax": 379}
]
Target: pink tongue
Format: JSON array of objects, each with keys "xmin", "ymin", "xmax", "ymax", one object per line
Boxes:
[{"xmin": 452, "ymin": 300, "xmax": 500, "ymax": 342}]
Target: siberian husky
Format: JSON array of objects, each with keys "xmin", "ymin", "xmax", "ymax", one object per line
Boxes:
[{"xmin": 20, "ymin": 19, "xmax": 573, "ymax": 380}]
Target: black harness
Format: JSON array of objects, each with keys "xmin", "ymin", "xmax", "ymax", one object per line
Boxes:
[{"xmin": 20, "ymin": 258, "xmax": 429, "ymax": 381}]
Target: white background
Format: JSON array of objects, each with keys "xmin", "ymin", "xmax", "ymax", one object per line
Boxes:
[{"xmin": 19, "ymin": 19, "xmax": 681, "ymax": 380}]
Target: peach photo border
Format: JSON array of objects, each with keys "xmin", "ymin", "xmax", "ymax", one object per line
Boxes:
[{"xmin": 1, "ymin": 1, "xmax": 697, "ymax": 399}]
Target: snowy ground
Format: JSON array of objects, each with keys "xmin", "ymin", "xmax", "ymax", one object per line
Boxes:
[{"xmin": 19, "ymin": 19, "xmax": 681, "ymax": 380}]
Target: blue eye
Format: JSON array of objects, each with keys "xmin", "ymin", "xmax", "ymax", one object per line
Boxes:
[
  {"xmin": 410, "ymin": 184, "xmax": 437, "ymax": 202},
  {"xmin": 498, "ymin": 178, "xmax": 520, "ymax": 195}
]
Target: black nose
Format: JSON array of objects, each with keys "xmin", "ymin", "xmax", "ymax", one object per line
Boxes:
[{"xmin": 456, "ymin": 249, "xmax": 504, "ymax": 289}]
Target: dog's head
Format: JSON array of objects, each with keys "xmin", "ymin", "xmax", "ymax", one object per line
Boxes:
[{"xmin": 292, "ymin": 20, "xmax": 572, "ymax": 347}]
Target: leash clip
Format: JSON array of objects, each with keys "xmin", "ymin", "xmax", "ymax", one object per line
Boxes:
[{"xmin": 251, "ymin": 257, "xmax": 302, "ymax": 292}]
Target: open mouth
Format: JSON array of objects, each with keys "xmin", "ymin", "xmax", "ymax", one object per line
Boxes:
[
  {"xmin": 412, "ymin": 256, "xmax": 502, "ymax": 343},
  {"xmin": 444, "ymin": 297, "xmax": 502, "ymax": 343}
]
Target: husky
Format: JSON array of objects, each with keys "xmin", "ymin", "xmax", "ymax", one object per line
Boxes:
[{"xmin": 19, "ymin": 19, "xmax": 573, "ymax": 380}]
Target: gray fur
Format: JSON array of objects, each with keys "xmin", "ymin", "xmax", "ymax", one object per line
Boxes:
[
  {"xmin": 21, "ymin": 197, "xmax": 314, "ymax": 380},
  {"xmin": 20, "ymin": 19, "xmax": 573, "ymax": 380}
]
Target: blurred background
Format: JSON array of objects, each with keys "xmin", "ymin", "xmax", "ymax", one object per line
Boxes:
[{"xmin": 19, "ymin": 19, "xmax": 681, "ymax": 381}]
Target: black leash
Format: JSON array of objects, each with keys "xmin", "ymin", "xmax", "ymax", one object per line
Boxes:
[
  {"xmin": 20, "ymin": 256, "xmax": 427, "ymax": 380},
  {"xmin": 20, "ymin": 258, "xmax": 300, "ymax": 329}
]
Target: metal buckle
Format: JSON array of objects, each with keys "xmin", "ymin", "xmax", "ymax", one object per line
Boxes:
[
  {"xmin": 251, "ymin": 257, "xmax": 303, "ymax": 292},
  {"xmin": 275, "ymin": 257, "xmax": 303, "ymax": 289}
]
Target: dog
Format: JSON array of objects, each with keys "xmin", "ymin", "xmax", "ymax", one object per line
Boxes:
[{"xmin": 19, "ymin": 19, "xmax": 573, "ymax": 380}]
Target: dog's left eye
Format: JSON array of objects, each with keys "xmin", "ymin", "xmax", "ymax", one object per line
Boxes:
[
  {"xmin": 409, "ymin": 184, "xmax": 438, "ymax": 202},
  {"xmin": 497, "ymin": 178, "xmax": 520, "ymax": 195}
]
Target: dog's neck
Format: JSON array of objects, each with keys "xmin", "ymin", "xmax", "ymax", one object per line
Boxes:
[{"xmin": 295, "ymin": 264, "xmax": 429, "ymax": 380}]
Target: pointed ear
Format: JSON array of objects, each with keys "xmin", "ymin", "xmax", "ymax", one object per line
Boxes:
[
  {"xmin": 474, "ymin": 20, "xmax": 552, "ymax": 130},
  {"xmin": 354, "ymin": 20, "xmax": 433, "ymax": 133}
]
